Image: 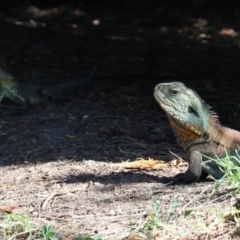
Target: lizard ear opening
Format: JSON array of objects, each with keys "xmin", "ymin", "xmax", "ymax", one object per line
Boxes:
[{"xmin": 188, "ymin": 106, "xmax": 199, "ymax": 117}]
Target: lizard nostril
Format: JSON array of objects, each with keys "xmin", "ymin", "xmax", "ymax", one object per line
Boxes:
[{"xmin": 156, "ymin": 84, "xmax": 162, "ymax": 91}]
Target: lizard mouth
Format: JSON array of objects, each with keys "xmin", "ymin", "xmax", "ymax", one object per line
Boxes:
[{"xmin": 154, "ymin": 83, "xmax": 172, "ymax": 110}]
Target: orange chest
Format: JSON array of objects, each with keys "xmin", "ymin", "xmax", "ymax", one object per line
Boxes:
[{"xmin": 167, "ymin": 115, "xmax": 201, "ymax": 148}]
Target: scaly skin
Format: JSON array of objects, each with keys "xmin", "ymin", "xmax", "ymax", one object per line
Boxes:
[
  {"xmin": 154, "ymin": 82, "xmax": 240, "ymax": 183},
  {"xmin": 0, "ymin": 68, "xmax": 93, "ymax": 105}
]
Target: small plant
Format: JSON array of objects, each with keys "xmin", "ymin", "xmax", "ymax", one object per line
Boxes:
[
  {"xmin": 40, "ymin": 225, "xmax": 56, "ymax": 240},
  {"xmin": 135, "ymin": 192, "xmax": 181, "ymax": 236},
  {"xmin": 167, "ymin": 197, "xmax": 179, "ymax": 220},
  {"xmin": 1, "ymin": 213, "xmax": 33, "ymax": 240},
  {"xmin": 217, "ymin": 151, "xmax": 240, "ymax": 187},
  {"xmin": 204, "ymin": 148, "xmax": 240, "ymax": 196},
  {"xmin": 201, "ymin": 150, "xmax": 240, "ymax": 233},
  {"xmin": 141, "ymin": 193, "xmax": 162, "ymax": 232}
]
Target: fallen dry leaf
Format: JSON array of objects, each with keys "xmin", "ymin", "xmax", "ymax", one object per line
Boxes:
[
  {"xmin": 153, "ymin": 232, "xmax": 161, "ymax": 240},
  {"xmin": 112, "ymin": 157, "xmax": 187, "ymax": 170},
  {"xmin": 16, "ymin": 232, "xmax": 29, "ymax": 239},
  {"xmin": 219, "ymin": 28, "xmax": 238, "ymax": 37},
  {"xmin": 0, "ymin": 205, "xmax": 16, "ymax": 213}
]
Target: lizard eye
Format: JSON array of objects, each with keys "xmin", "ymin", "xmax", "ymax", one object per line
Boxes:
[{"xmin": 170, "ymin": 89, "xmax": 179, "ymax": 95}]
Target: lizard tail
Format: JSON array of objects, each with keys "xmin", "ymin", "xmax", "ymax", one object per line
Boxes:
[{"xmin": 38, "ymin": 73, "xmax": 94, "ymax": 101}]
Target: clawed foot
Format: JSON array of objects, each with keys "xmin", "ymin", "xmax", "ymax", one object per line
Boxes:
[{"xmin": 167, "ymin": 171, "xmax": 206, "ymax": 185}]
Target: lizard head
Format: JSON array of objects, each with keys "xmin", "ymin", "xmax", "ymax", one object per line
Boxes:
[{"xmin": 154, "ymin": 82, "xmax": 214, "ymax": 137}]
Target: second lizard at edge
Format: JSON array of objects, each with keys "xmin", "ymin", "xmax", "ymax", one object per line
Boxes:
[{"xmin": 0, "ymin": 68, "xmax": 93, "ymax": 105}]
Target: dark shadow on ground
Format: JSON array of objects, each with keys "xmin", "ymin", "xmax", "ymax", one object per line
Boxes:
[
  {"xmin": 56, "ymin": 171, "xmax": 215, "ymax": 186},
  {"xmin": 1, "ymin": 1, "xmax": 240, "ymax": 166}
]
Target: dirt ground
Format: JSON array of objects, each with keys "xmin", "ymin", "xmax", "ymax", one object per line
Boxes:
[{"xmin": 1, "ymin": 1, "xmax": 240, "ymax": 239}]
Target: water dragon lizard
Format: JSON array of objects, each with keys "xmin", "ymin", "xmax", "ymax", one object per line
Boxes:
[
  {"xmin": 0, "ymin": 68, "xmax": 94, "ymax": 105},
  {"xmin": 0, "ymin": 68, "xmax": 162, "ymax": 106},
  {"xmin": 154, "ymin": 81, "xmax": 240, "ymax": 183}
]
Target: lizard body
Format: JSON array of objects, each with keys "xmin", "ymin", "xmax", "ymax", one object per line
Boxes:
[
  {"xmin": 154, "ymin": 82, "xmax": 240, "ymax": 183},
  {"xmin": 0, "ymin": 69, "xmax": 163, "ymax": 106},
  {"xmin": 0, "ymin": 68, "xmax": 93, "ymax": 105}
]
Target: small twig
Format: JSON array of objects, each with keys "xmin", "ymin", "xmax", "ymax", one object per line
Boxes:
[
  {"xmin": 119, "ymin": 147, "xmax": 138, "ymax": 155},
  {"xmin": 41, "ymin": 185, "xmax": 88, "ymax": 210},
  {"xmin": 42, "ymin": 215, "xmax": 70, "ymax": 222},
  {"xmin": 89, "ymin": 116, "xmax": 127, "ymax": 120},
  {"xmin": 125, "ymin": 136, "xmax": 150, "ymax": 149},
  {"xmin": 169, "ymin": 151, "xmax": 186, "ymax": 162}
]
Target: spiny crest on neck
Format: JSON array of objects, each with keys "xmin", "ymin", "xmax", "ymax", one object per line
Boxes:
[
  {"xmin": 199, "ymin": 95, "xmax": 219, "ymax": 124},
  {"xmin": 209, "ymin": 110, "xmax": 219, "ymax": 124}
]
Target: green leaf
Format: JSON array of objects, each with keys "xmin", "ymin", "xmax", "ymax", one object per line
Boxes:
[
  {"xmin": 47, "ymin": 232, "xmax": 56, "ymax": 237},
  {"xmin": 66, "ymin": 134, "xmax": 77, "ymax": 139},
  {"xmin": 93, "ymin": 233, "xmax": 104, "ymax": 240},
  {"xmin": 73, "ymin": 234, "xmax": 96, "ymax": 240},
  {"xmin": 41, "ymin": 225, "xmax": 48, "ymax": 235},
  {"xmin": 183, "ymin": 210, "xmax": 192, "ymax": 217}
]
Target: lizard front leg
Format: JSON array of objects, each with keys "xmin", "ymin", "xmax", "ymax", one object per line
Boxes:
[
  {"xmin": 183, "ymin": 150, "xmax": 203, "ymax": 183},
  {"xmin": 0, "ymin": 89, "xmax": 4, "ymax": 104}
]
